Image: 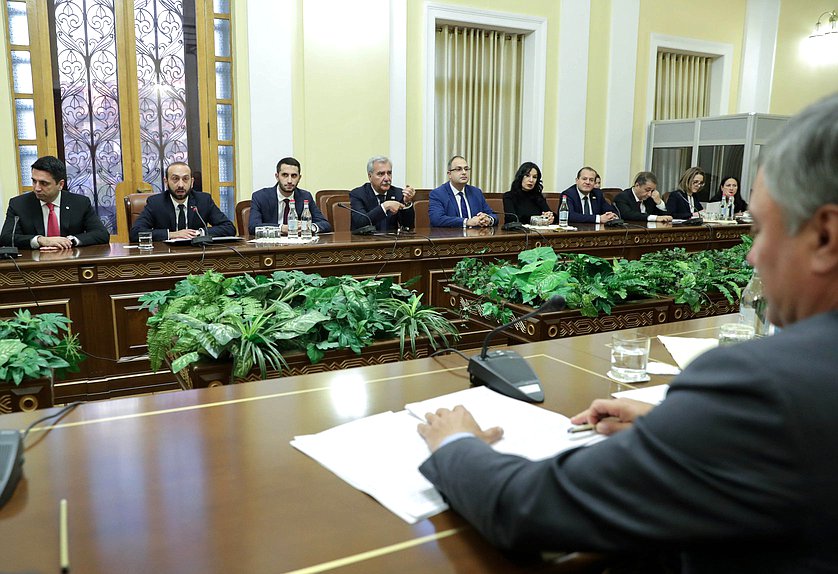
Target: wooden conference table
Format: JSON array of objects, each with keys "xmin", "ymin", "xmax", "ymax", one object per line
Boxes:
[
  {"xmin": 0, "ymin": 316, "xmax": 729, "ymax": 573},
  {"xmin": 0, "ymin": 224, "xmax": 748, "ymax": 403}
]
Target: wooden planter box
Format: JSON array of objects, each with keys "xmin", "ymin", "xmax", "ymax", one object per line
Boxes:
[
  {"xmin": 444, "ymin": 284, "xmax": 670, "ymax": 343},
  {"xmin": 169, "ymin": 337, "xmax": 436, "ymax": 390},
  {"xmin": 0, "ymin": 376, "xmax": 53, "ymax": 414},
  {"xmin": 668, "ymin": 292, "xmax": 740, "ymax": 322}
]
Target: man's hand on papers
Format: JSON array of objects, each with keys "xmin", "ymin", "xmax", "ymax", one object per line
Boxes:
[
  {"xmin": 569, "ymin": 398, "xmax": 654, "ymax": 436},
  {"xmin": 418, "ymin": 405, "xmax": 504, "ymax": 452}
]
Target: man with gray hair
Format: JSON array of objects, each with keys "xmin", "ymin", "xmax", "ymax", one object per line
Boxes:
[
  {"xmin": 348, "ymin": 156, "xmax": 415, "ymax": 232},
  {"xmin": 417, "ymin": 93, "xmax": 838, "ymax": 572}
]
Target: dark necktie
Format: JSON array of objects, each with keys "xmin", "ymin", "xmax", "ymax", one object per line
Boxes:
[
  {"xmin": 458, "ymin": 192, "xmax": 469, "ymax": 219},
  {"xmin": 582, "ymin": 195, "xmax": 591, "ymax": 215},
  {"xmin": 47, "ymin": 202, "xmax": 60, "ymax": 236},
  {"xmin": 637, "ymin": 200, "xmax": 643, "ymax": 212},
  {"xmin": 282, "ymin": 198, "xmax": 290, "ymax": 225},
  {"xmin": 177, "ymin": 204, "xmax": 186, "ymax": 230}
]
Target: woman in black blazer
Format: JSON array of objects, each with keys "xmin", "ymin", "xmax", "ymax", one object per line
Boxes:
[
  {"xmin": 502, "ymin": 162, "xmax": 553, "ymax": 226},
  {"xmin": 666, "ymin": 166, "xmax": 706, "ymax": 220},
  {"xmin": 711, "ymin": 175, "xmax": 749, "ymax": 215}
]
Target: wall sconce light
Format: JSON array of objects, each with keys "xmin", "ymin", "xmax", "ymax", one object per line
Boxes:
[{"xmin": 810, "ymin": 10, "xmax": 838, "ymax": 38}]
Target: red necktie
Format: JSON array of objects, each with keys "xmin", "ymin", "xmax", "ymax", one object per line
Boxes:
[{"xmin": 47, "ymin": 203, "xmax": 60, "ymax": 237}]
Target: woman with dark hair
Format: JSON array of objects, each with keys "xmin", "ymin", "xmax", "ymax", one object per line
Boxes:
[
  {"xmin": 502, "ymin": 162, "xmax": 553, "ymax": 226},
  {"xmin": 665, "ymin": 166, "xmax": 706, "ymax": 220},
  {"xmin": 712, "ymin": 176, "xmax": 749, "ymax": 216}
]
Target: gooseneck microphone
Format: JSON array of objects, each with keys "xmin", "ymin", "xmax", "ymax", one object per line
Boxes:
[
  {"xmin": 337, "ymin": 203, "xmax": 377, "ymax": 235},
  {"xmin": 500, "ymin": 212, "xmax": 524, "ymax": 231},
  {"xmin": 0, "ymin": 216, "xmax": 20, "ymax": 258},
  {"xmin": 605, "ymin": 202, "xmax": 626, "ymax": 228},
  {"xmin": 468, "ymin": 295, "xmax": 566, "ymax": 403},
  {"xmin": 190, "ymin": 206, "xmax": 213, "ymax": 245}
]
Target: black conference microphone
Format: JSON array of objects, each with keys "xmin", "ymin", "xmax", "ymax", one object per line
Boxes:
[
  {"xmin": 337, "ymin": 203, "xmax": 377, "ymax": 235},
  {"xmin": 467, "ymin": 295, "xmax": 566, "ymax": 403},
  {"xmin": 605, "ymin": 202, "xmax": 626, "ymax": 228},
  {"xmin": 0, "ymin": 216, "xmax": 20, "ymax": 258},
  {"xmin": 500, "ymin": 212, "xmax": 524, "ymax": 231},
  {"xmin": 189, "ymin": 206, "xmax": 213, "ymax": 245}
]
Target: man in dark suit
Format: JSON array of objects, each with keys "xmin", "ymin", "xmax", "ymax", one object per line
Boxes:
[
  {"xmin": 429, "ymin": 155, "xmax": 497, "ymax": 228},
  {"xmin": 129, "ymin": 162, "xmax": 235, "ymax": 242},
  {"xmin": 0, "ymin": 156, "xmax": 109, "ymax": 250},
  {"xmin": 613, "ymin": 171, "xmax": 672, "ymax": 223},
  {"xmin": 248, "ymin": 157, "xmax": 332, "ymax": 235},
  {"xmin": 416, "ymin": 94, "xmax": 838, "ymax": 572},
  {"xmin": 349, "ymin": 156, "xmax": 415, "ymax": 232},
  {"xmin": 559, "ymin": 166, "xmax": 619, "ymax": 224}
]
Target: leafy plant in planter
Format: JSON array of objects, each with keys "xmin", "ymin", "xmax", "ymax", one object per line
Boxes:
[
  {"xmin": 449, "ymin": 236, "xmax": 753, "ymax": 322},
  {"xmin": 0, "ymin": 310, "xmax": 83, "ymax": 385},
  {"xmin": 139, "ymin": 270, "xmax": 459, "ymax": 380}
]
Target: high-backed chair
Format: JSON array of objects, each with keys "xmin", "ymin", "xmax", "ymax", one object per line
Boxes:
[
  {"xmin": 601, "ymin": 187, "xmax": 622, "ymax": 205},
  {"xmin": 235, "ymin": 200, "xmax": 251, "ymax": 236},
  {"xmin": 330, "ymin": 201, "xmax": 351, "ymax": 232},
  {"xmin": 413, "ymin": 199, "xmax": 430, "ymax": 229},
  {"xmin": 124, "ymin": 192, "xmax": 156, "ymax": 231}
]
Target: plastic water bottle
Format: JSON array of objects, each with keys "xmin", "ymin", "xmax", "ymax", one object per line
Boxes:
[
  {"xmin": 558, "ymin": 196, "xmax": 569, "ymax": 227},
  {"xmin": 300, "ymin": 200, "xmax": 312, "ymax": 239},
  {"xmin": 287, "ymin": 199, "xmax": 298, "ymax": 237},
  {"xmin": 738, "ymin": 268, "xmax": 770, "ymax": 336}
]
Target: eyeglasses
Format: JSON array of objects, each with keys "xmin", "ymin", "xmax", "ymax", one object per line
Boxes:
[
  {"xmin": 692, "ymin": 180, "xmax": 705, "ymax": 187},
  {"xmin": 448, "ymin": 166, "xmax": 471, "ymax": 173}
]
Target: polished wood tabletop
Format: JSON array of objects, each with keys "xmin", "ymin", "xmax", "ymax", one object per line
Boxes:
[{"xmin": 0, "ymin": 317, "xmax": 728, "ymax": 572}]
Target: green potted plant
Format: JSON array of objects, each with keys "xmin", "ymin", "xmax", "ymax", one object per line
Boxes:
[
  {"xmin": 0, "ymin": 310, "xmax": 83, "ymax": 412},
  {"xmin": 139, "ymin": 270, "xmax": 459, "ymax": 388}
]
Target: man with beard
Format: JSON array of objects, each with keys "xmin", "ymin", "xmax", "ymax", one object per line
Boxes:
[
  {"xmin": 429, "ymin": 155, "xmax": 497, "ymax": 228},
  {"xmin": 248, "ymin": 157, "xmax": 332, "ymax": 235},
  {"xmin": 130, "ymin": 162, "xmax": 235, "ymax": 242},
  {"xmin": 0, "ymin": 155, "xmax": 109, "ymax": 249}
]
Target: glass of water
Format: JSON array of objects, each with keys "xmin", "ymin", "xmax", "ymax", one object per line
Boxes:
[
  {"xmin": 138, "ymin": 231, "xmax": 153, "ymax": 250},
  {"xmin": 609, "ymin": 332, "xmax": 651, "ymax": 382},
  {"xmin": 718, "ymin": 323, "xmax": 755, "ymax": 346},
  {"xmin": 255, "ymin": 226, "xmax": 268, "ymax": 240}
]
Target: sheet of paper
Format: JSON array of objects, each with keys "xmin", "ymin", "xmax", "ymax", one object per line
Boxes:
[
  {"xmin": 612, "ymin": 384, "xmax": 669, "ymax": 405},
  {"xmin": 658, "ymin": 335, "xmax": 718, "ymax": 369},
  {"xmin": 646, "ymin": 360, "xmax": 681, "ymax": 375},
  {"xmin": 292, "ymin": 386, "xmax": 602, "ymax": 524}
]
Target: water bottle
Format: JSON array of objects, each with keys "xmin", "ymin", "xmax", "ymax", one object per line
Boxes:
[
  {"xmin": 287, "ymin": 199, "xmax": 298, "ymax": 237},
  {"xmin": 738, "ymin": 268, "xmax": 770, "ymax": 336},
  {"xmin": 719, "ymin": 196, "xmax": 729, "ymax": 220},
  {"xmin": 300, "ymin": 200, "xmax": 312, "ymax": 239},
  {"xmin": 558, "ymin": 196, "xmax": 569, "ymax": 227}
]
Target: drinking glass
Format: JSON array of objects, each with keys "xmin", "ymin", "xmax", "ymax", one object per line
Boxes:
[
  {"xmin": 718, "ymin": 323, "xmax": 755, "ymax": 346},
  {"xmin": 609, "ymin": 332, "xmax": 651, "ymax": 382},
  {"xmin": 138, "ymin": 231, "xmax": 153, "ymax": 250}
]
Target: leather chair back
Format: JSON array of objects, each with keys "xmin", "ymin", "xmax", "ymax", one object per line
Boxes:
[{"xmin": 124, "ymin": 192, "xmax": 155, "ymax": 230}]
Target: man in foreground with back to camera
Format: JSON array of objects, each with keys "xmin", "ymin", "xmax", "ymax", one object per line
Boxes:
[
  {"xmin": 349, "ymin": 156, "xmax": 415, "ymax": 232},
  {"xmin": 417, "ymin": 94, "xmax": 838, "ymax": 572},
  {"xmin": 0, "ymin": 155, "xmax": 109, "ymax": 250},
  {"xmin": 248, "ymin": 156, "xmax": 332, "ymax": 235},
  {"xmin": 129, "ymin": 162, "xmax": 235, "ymax": 242},
  {"xmin": 613, "ymin": 171, "xmax": 673, "ymax": 223}
]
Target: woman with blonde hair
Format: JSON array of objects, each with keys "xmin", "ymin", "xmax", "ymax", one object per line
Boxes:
[{"xmin": 666, "ymin": 166, "xmax": 705, "ymax": 220}]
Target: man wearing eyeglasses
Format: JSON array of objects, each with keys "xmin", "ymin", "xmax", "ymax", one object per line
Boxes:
[{"xmin": 429, "ymin": 156, "xmax": 497, "ymax": 228}]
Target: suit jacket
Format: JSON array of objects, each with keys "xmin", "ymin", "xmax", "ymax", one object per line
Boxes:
[
  {"xmin": 421, "ymin": 310, "xmax": 838, "ymax": 572},
  {"xmin": 613, "ymin": 188, "xmax": 669, "ymax": 221},
  {"xmin": 558, "ymin": 185, "xmax": 617, "ymax": 223},
  {"xmin": 129, "ymin": 190, "xmax": 235, "ymax": 242},
  {"xmin": 429, "ymin": 183, "xmax": 498, "ymax": 227},
  {"xmin": 248, "ymin": 186, "xmax": 332, "ymax": 234},
  {"xmin": 666, "ymin": 190, "xmax": 703, "ymax": 220},
  {"xmin": 348, "ymin": 183, "xmax": 415, "ymax": 232},
  {"xmin": 1, "ymin": 190, "xmax": 109, "ymax": 249},
  {"xmin": 502, "ymin": 190, "xmax": 551, "ymax": 226}
]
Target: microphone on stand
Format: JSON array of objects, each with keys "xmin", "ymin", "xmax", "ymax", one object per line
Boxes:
[
  {"xmin": 337, "ymin": 203, "xmax": 377, "ymax": 235},
  {"xmin": 468, "ymin": 295, "xmax": 566, "ymax": 403},
  {"xmin": 500, "ymin": 212, "xmax": 524, "ymax": 231},
  {"xmin": 605, "ymin": 202, "xmax": 626, "ymax": 228},
  {"xmin": 0, "ymin": 216, "xmax": 20, "ymax": 258},
  {"xmin": 190, "ymin": 206, "xmax": 213, "ymax": 245}
]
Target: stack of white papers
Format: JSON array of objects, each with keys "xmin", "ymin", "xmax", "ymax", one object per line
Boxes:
[
  {"xmin": 291, "ymin": 386, "xmax": 603, "ymax": 523},
  {"xmin": 658, "ymin": 335, "xmax": 718, "ymax": 369}
]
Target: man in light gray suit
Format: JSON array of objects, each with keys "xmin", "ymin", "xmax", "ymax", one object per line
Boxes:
[{"xmin": 417, "ymin": 93, "xmax": 838, "ymax": 573}]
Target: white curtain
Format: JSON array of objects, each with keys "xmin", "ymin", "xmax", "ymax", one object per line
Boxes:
[
  {"xmin": 655, "ymin": 51, "xmax": 712, "ymax": 120},
  {"xmin": 435, "ymin": 25, "xmax": 524, "ymax": 193}
]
